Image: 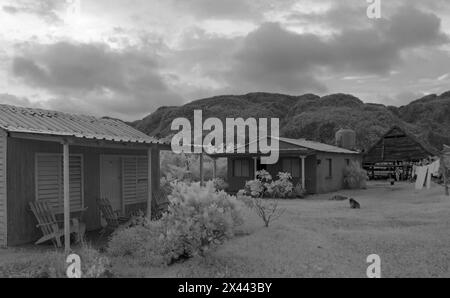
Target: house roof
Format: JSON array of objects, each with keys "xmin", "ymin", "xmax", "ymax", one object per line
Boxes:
[
  {"xmin": 277, "ymin": 137, "xmax": 359, "ymax": 154},
  {"xmin": 0, "ymin": 104, "xmax": 165, "ymax": 144},
  {"xmin": 208, "ymin": 136, "xmax": 359, "ymax": 157}
]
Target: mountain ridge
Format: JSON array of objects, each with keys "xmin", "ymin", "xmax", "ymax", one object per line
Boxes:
[{"xmin": 131, "ymin": 91, "xmax": 450, "ymax": 152}]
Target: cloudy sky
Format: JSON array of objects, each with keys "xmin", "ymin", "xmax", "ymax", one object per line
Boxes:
[{"xmin": 0, "ymin": 0, "xmax": 450, "ymax": 120}]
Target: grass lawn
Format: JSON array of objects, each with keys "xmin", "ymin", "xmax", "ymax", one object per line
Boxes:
[{"xmin": 2, "ymin": 181, "xmax": 450, "ymax": 278}]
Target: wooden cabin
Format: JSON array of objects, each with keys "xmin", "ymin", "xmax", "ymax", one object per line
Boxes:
[
  {"xmin": 210, "ymin": 137, "xmax": 361, "ymax": 194},
  {"xmin": 0, "ymin": 104, "xmax": 169, "ymax": 247}
]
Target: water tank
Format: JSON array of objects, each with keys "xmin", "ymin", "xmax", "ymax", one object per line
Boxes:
[{"xmin": 335, "ymin": 129, "xmax": 356, "ymax": 150}]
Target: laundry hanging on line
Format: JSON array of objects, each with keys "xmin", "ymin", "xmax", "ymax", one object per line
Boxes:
[{"xmin": 415, "ymin": 159, "xmax": 441, "ymax": 190}]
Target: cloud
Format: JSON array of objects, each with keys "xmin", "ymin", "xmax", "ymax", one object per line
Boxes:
[
  {"xmin": 2, "ymin": 1, "xmax": 450, "ymax": 118},
  {"xmin": 1, "ymin": 0, "xmax": 63, "ymax": 24},
  {"xmin": 11, "ymin": 41, "xmax": 183, "ymax": 119},
  {"xmin": 224, "ymin": 6, "xmax": 449, "ymax": 95},
  {"xmin": 385, "ymin": 6, "xmax": 449, "ymax": 47}
]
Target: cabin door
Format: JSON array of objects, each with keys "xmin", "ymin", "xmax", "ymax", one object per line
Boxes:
[{"xmin": 100, "ymin": 156, "xmax": 123, "ymax": 213}]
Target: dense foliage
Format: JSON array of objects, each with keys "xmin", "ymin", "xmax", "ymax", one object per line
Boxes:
[
  {"xmin": 343, "ymin": 161, "xmax": 368, "ymax": 189},
  {"xmin": 132, "ymin": 92, "xmax": 450, "ymax": 152},
  {"xmin": 240, "ymin": 170, "xmax": 306, "ymax": 199},
  {"xmin": 108, "ymin": 181, "xmax": 244, "ymax": 266},
  {"xmin": 160, "ymin": 151, "xmax": 227, "ymax": 182}
]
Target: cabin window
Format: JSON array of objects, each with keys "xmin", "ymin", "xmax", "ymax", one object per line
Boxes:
[
  {"xmin": 35, "ymin": 154, "xmax": 84, "ymax": 212},
  {"xmin": 326, "ymin": 158, "xmax": 333, "ymax": 178},
  {"xmin": 233, "ymin": 159, "xmax": 250, "ymax": 177},
  {"xmin": 282, "ymin": 158, "xmax": 300, "ymax": 178}
]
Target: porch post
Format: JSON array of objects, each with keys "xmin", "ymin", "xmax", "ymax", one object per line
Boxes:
[
  {"xmin": 300, "ymin": 156, "xmax": 306, "ymax": 190},
  {"xmin": 253, "ymin": 157, "xmax": 258, "ymax": 178},
  {"xmin": 200, "ymin": 152, "xmax": 204, "ymax": 186},
  {"xmin": 147, "ymin": 146, "xmax": 153, "ymax": 219},
  {"xmin": 63, "ymin": 142, "xmax": 70, "ymax": 253},
  {"xmin": 212, "ymin": 158, "xmax": 217, "ymax": 179}
]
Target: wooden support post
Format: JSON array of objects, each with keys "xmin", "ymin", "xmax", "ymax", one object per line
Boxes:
[
  {"xmin": 200, "ymin": 152, "xmax": 204, "ymax": 186},
  {"xmin": 63, "ymin": 142, "xmax": 70, "ymax": 253},
  {"xmin": 147, "ymin": 147, "xmax": 153, "ymax": 219},
  {"xmin": 300, "ymin": 156, "xmax": 306, "ymax": 190},
  {"xmin": 212, "ymin": 158, "xmax": 217, "ymax": 179},
  {"xmin": 253, "ymin": 157, "xmax": 258, "ymax": 178}
]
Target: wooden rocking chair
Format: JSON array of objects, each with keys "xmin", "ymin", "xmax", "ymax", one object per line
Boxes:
[
  {"xmin": 29, "ymin": 201, "xmax": 86, "ymax": 248},
  {"xmin": 97, "ymin": 198, "xmax": 129, "ymax": 236}
]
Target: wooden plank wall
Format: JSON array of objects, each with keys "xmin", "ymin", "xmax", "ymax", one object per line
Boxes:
[{"xmin": 0, "ymin": 130, "xmax": 7, "ymax": 247}]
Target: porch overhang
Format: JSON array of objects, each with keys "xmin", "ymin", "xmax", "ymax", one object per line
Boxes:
[{"xmin": 8, "ymin": 131, "xmax": 171, "ymax": 151}]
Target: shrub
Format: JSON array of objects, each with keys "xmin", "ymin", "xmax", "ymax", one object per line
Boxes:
[
  {"xmin": 271, "ymin": 172, "xmax": 294, "ymax": 198},
  {"xmin": 212, "ymin": 177, "xmax": 229, "ymax": 191},
  {"xmin": 237, "ymin": 194, "xmax": 285, "ymax": 228},
  {"xmin": 343, "ymin": 161, "xmax": 368, "ymax": 189},
  {"xmin": 241, "ymin": 170, "xmax": 298, "ymax": 199},
  {"xmin": 292, "ymin": 183, "xmax": 307, "ymax": 198},
  {"xmin": 108, "ymin": 181, "xmax": 244, "ymax": 266},
  {"xmin": 160, "ymin": 174, "xmax": 176, "ymax": 194}
]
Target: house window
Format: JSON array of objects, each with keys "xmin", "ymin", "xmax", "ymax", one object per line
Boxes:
[
  {"xmin": 346, "ymin": 159, "xmax": 350, "ymax": 166},
  {"xmin": 233, "ymin": 159, "xmax": 250, "ymax": 177},
  {"xmin": 282, "ymin": 158, "xmax": 300, "ymax": 177},
  {"xmin": 35, "ymin": 154, "xmax": 84, "ymax": 212},
  {"xmin": 327, "ymin": 158, "xmax": 333, "ymax": 178}
]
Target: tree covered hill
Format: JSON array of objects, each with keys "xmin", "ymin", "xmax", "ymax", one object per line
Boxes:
[{"xmin": 131, "ymin": 91, "xmax": 450, "ymax": 152}]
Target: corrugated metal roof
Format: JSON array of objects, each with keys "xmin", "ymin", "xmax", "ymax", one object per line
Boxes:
[
  {"xmin": 278, "ymin": 137, "xmax": 359, "ymax": 154},
  {"xmin": 0, "ymin": 104, "xmax": 165, "ymax": 144}
]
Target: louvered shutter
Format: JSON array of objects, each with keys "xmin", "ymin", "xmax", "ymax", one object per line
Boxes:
[
  {"xmin": 68, "ymin": 155, "xmax": 83, "ymax": 210},
  {"xmin": 122, "ymin": 156, "xmax": 148, "ymax": 205},
  {"xmin": 136, "ymin": 156, "xmax": 148, "ymax": 202},
  {"xmin": 36, "ymin": 154, "xmax": 61, "ymax": 210},
  {"xmin": 36, "ymin": 154, "xmax": 84, "ymax": 212}
]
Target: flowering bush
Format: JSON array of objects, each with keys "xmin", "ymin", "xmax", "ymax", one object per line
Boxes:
[
  {"xmin": 108, "ymin": 181, "xmax": 244, "ymax": 266},
  {"xmin": 241, "ymin": 170, "xmax": 298, "ymax": 199},
  {"xmin": 271, "ymin": 172, "xmax": 294, "ymax": 198}
]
